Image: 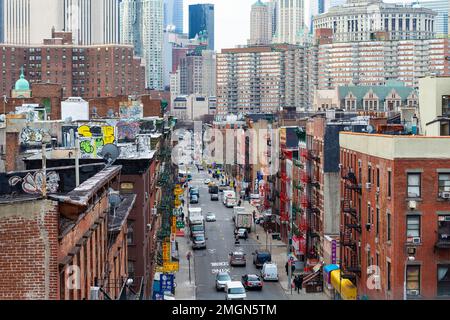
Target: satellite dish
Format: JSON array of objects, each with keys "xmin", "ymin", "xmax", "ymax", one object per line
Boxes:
[
  {"xmin": 366, "ymin": 125, "xmax": 375, "ymax": 134},
  {"xmin": 99, "ymin": 144, "xmax": 120, "ymax": 165},
  {"xmin": 108, "ymin": 191, "xmax": 122, "ymax": 208}
]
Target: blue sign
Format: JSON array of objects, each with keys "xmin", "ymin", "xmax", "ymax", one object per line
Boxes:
[
  {"xmin": 152, "ymin": 291, "xmax": 164, "ymax": 300},
  {"xmin": 160, "ymin": 273, "xmax": 175, "ymax": 293}
]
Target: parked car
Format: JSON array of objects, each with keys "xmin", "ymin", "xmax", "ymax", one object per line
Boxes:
[
  {"xmin": 260, "ymin": 263, "xmax": 278, "ymax": 281},
  {"xmin": 236, "ymin": 228, "xmax": 248, "ymax": 239},
  {"xmin": 252, "ymin": 250, "xmax": 272, "ymax": 268},
  {"xmin": 190, "ymin": 194, "xmax": 199, "ymax": 204},
  {"xmin": 241, "ymin": 274, "xmax": 263, "ymax": 290},
  {"xmin": 229, "ymin": 251, "xmax": 246, "ymax": 266},
  {"xmin": 225, "ymin": 281, "xmax": 246, "ymax": 300},
  {"xmin": 206, "ymin": 212, "xmax": 216, "ymax": 222},
  {"xmin": 192, "ymin": 234, "xmax": 206, "ymax": 250},
  {"xmin": 215, "ymin": 272, "xmax": 231, "ymax": 291}
]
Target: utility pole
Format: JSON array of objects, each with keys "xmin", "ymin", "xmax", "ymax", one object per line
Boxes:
[
  {"xmin": 41, "ymin": 141, "xmax": 47, "ymax": 197},
  {"xmin": 75, "ymin": 133, "xmax": 80, "ymax": 187}
]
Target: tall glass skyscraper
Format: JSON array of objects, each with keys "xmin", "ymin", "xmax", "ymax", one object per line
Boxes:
[
  {"xmin": 189, "ymin": 3, "xmax": 214, "ymax": 50},
  {"xmin": 164, "ymin": 0, "xmax": 183, "ymax": 33}
]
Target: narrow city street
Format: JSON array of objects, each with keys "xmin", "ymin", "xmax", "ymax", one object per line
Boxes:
[{"xmin": 185, "ymin": 167, "xmax": 288, "ymax": 300}]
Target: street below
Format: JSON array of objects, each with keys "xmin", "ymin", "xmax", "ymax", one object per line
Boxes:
[{"xmin": 186, "ymin": 167, "xmax": 288, "ymax": 300}]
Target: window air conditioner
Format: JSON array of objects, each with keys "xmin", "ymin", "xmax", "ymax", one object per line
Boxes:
[
  {"xmin": 444, "ymin": 216, "xmax": 450, "ymax": 222},
  {"xmin": 440, "ymin": 192, "xmax": 450, "ymax": 199},
  {"xmin": 90, "ymin": 287, "xmax": 101, "ymax": 300},
  {"xmin": 366, "ymin": 182, "xmax": 372, "ymax": 189},
  {"xmin": 408, "ymin": 200, "xmax": 417, "ymax": 210},
  {"xmin": 376, "ymin": 187, "xmax": 380, "ymax": 193},
  {"xmin": 152, "ymin": 208, "xmax": 158, "ymax": 216},
  {"xmin": 408, "ymin": 290, "xmax": 420, "ymax": 296},
  {"xmin": 412, "ymin": 237, "xmax": 421, "ymax": 244}
]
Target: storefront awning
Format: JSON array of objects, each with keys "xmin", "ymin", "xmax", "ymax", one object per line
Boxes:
[{"xmin": 330, "ymin": 270, "xmax": 357, "ymax": 300}]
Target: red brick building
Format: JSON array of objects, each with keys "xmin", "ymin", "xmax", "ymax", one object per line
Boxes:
[
  {"xmin": 0, "ymin": 30, "xmax": 145, "ymax": 99},
  {"xmin": 0, "ymin": 166, "xmax": 133, "ymax": 300},
  {"xmin": 339, "ymin": 132, "xmax": 450, "ymax": 300}
]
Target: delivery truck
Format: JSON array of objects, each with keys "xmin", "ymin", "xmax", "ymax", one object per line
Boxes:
[
  {"xmin": 233, "ymin": 207, "xmax": 253, "ymax": 232},
  {"xmin": 223, "ymin": 190, "xmax": 237, "ymax": 208}
]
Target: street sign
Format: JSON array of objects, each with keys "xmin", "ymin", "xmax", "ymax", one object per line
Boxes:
[
  {"xmin": 160, "ymin": 273, "xmax": 175, "ymax": 293},
  {"xmin": 174, "ymin": 199, "xmax": 182, "ymax": 207},
  {"xmin": 163, "ymin": 261, "xmax": 179, "ymax": 272},
  {"xmin": 162, "ymin": 242, "xmax": 170, "ymax": 261},
  {"xmin": 177, "ymin": 221, "xmax": 185, "ymax": 228}
]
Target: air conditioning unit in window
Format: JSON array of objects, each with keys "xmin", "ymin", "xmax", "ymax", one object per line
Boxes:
[
  {"xmin": 440, "ymin": 192, "xmax": 450, "ymax": 199},
  {"xmin": 444, "ymin": 216, "xmax": 450, "ymax": 222},
  {"xmin": 412, "ymin": 237, "xmax": 421, "ymax": 244},
  {"xmin": 366, "ymin": 182, "xmax": 372, "ymax": 189},
  {"xmin": 90, "ymin": 287, "xmax": 101, "ymax": 300},
  {"xmin": 408, "ymin": 290, "xmax": 420, "ymax": 296},
  {"xmin": 408, "ymin": 200, "xmax": 417, "ymax": 210},
  {"xmin": 152, "ymin": 208, "xmax": 158, "ymax": 216}
]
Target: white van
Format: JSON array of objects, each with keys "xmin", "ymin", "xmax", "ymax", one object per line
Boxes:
[
  {"xmin": 225, "ymin": 281, "xmax": 246, "ymax": 300},
  {"xmin": 261, "ymin": 263, "xmax": 278, "ymax": 281}
]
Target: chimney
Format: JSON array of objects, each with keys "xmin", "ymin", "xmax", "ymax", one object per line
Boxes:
[{"xmin": 5, "ymin": 132, "xmax": 20, "ymax": 172}]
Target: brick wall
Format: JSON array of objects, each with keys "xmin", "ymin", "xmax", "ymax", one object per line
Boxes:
[{"xmin": 0, "ymin": 199, "xmax": 59, "ymax": 300}]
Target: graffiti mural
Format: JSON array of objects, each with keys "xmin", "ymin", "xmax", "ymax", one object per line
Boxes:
[
  {"xmin": 76, "ymin": 124, "xmax": 116, "ymax": 158},
  {"xmin": 20, "ymin": 127, "xmax": 48, "ymax": 144},
  {"xmin": 120, "ymin": 103, "xmax": 143, "ymax": 119},
  {"xmin": 117, "ymin": 121, "xmax": 140, "ymax": 142},
  {"xmin": 8, "ymin": 170, "xmax": 60, "ymax": 194}
]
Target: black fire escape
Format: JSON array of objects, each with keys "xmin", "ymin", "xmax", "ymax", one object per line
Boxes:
[{"xmin": 340, "ymin": 168, "xmax": 362, "ymax": 283}]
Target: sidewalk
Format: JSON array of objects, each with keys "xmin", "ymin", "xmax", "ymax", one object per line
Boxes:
[
  {"xmin": 244, "ymin": 201, "xmax": 328, "ymax": 300},
  {"xmin": 174, "ymin": 188, "xmax": 196, "ymax": 300}
]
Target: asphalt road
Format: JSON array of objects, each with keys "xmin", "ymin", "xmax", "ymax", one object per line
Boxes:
[{"xmin": 186, "ymin": 168, "xmax": 288, "ymax": 300}]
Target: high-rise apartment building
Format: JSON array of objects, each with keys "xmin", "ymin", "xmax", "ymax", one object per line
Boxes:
[
  {"xmin": 2, "ymin": 0, "xmax": 64, "ymax": 44},
  {"xmin": 314, "ymin": 0, "xmax": 437, "ymax": 42},
  {"xmin": 120, "ymin": 0, "xmax": 164, "ymax": 90},
  {"xmin": 274, "ymin": 0, "xmax": 305, "ymax": 44},
  {"xmin": 249, "ymin": 0, "xmax": 272, "ymax": 45},
  {"xmin": 216, "ymin": 45, "xmax": 310, "ymax": 115},
  {"xmin": 418, "ymin": 0, "xmax": 448, "ymax": 36},
  {"xmin": 164, "ymin": 0, "xmax": 183, "ymax": 33},
  {"xmin": 1, "ymin": 0, "xmax": 120, "ymax": 45},
  {"xmin": 63, "ymin": 0, "xmax": 121, "ymax": 45},
  {"xmin": 0, "ymin": 31, "xmax": 145, "ymax": 98},
  {"xmin": 0, "ymin": 0, "xmax": 4, "ymax": 43},
  {"xmin": 316, "ymin": 38, "xmax": 450, "ymax": 89},
  {"xmin": 189, "ymin": 4, "xmax": 214, "ymax": 50}
]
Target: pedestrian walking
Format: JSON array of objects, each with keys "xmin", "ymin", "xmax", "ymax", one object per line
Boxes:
[
  {"xmin": 285, "ymin": 262, "xmax": 289, "ymax": 276},
  {"xmin": 294, "ymin": 276, "xmax": 301, "ymax": 294},
  {"xmin": 238, "ymin": 199, "xmax": 242, "ymax": 206}
]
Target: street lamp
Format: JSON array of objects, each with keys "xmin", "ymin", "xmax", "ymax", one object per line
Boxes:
[{"xmin": 403, "ymin": 256, "xmax": 415, "ymax": 300}]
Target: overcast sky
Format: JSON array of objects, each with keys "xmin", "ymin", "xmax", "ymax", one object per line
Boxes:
[{"xmin": 184, "ymin": 0, "xmax": 415, "ymax": 51}]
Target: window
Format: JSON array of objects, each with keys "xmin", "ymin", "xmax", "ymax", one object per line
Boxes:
[
  {"xmin": 388, "ymin": 170, "xmax": 392, "ymax": 197},
  {"xmin": 368, "ymin": 165, "xmax": 372, "ymax": 184},
  {"xmin": 387, "ymin": 212, "xmax": 391, "ymax": 241},
  {"xmin": 407, "ymin": 173, "xmax": 421, "ymax": 198},
  {"xmin": 437, "ymin": 265, "xmax": 450, "ymax": 296},
  {"xmin": 406, "ymin": 216, "xmax": 420, "ymax": 241},
  {"xmin": 387, "ymin": 262, "xmax": 392, "ymax": 291},
  {"xmin": 442, "ymin": 95, "xmax": 450, "ymax": 116},
  {"xmin": 127, "ymin": 221, "xmax": 135, "ymax": 245},
  {"xmin": 368, "ymin": 204, "xmax": 372, "ymax": 224},
  {"xmin": 438, "ymin": 173, "xmax": 450, "ymax": 195},
  {"xmin": 128, "ymin": 260, "xmax": 135, "ymax": 279},
  {"xmin": 376, "ymin": 208, "xmax": 380, "ymax": 236},
  {"xmin": 406, "ymin": 265, "xmax": 420, "ymax": 297},
  {"xmin": 438, "ymin": 215, "xmax": 450, "ymax": 243},
  {"xmin": 376, "ymin": 168, "xmax": 380, "ymax": 188}
]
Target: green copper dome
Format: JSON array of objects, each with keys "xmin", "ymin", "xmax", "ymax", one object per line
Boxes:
[
  {"xmin": 253, "ymin": 0, "xmax": 266, "ymax": 6},
  {"xmin": 15, "ymin": 67, "xmax": 30, "ymax": 91}
]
